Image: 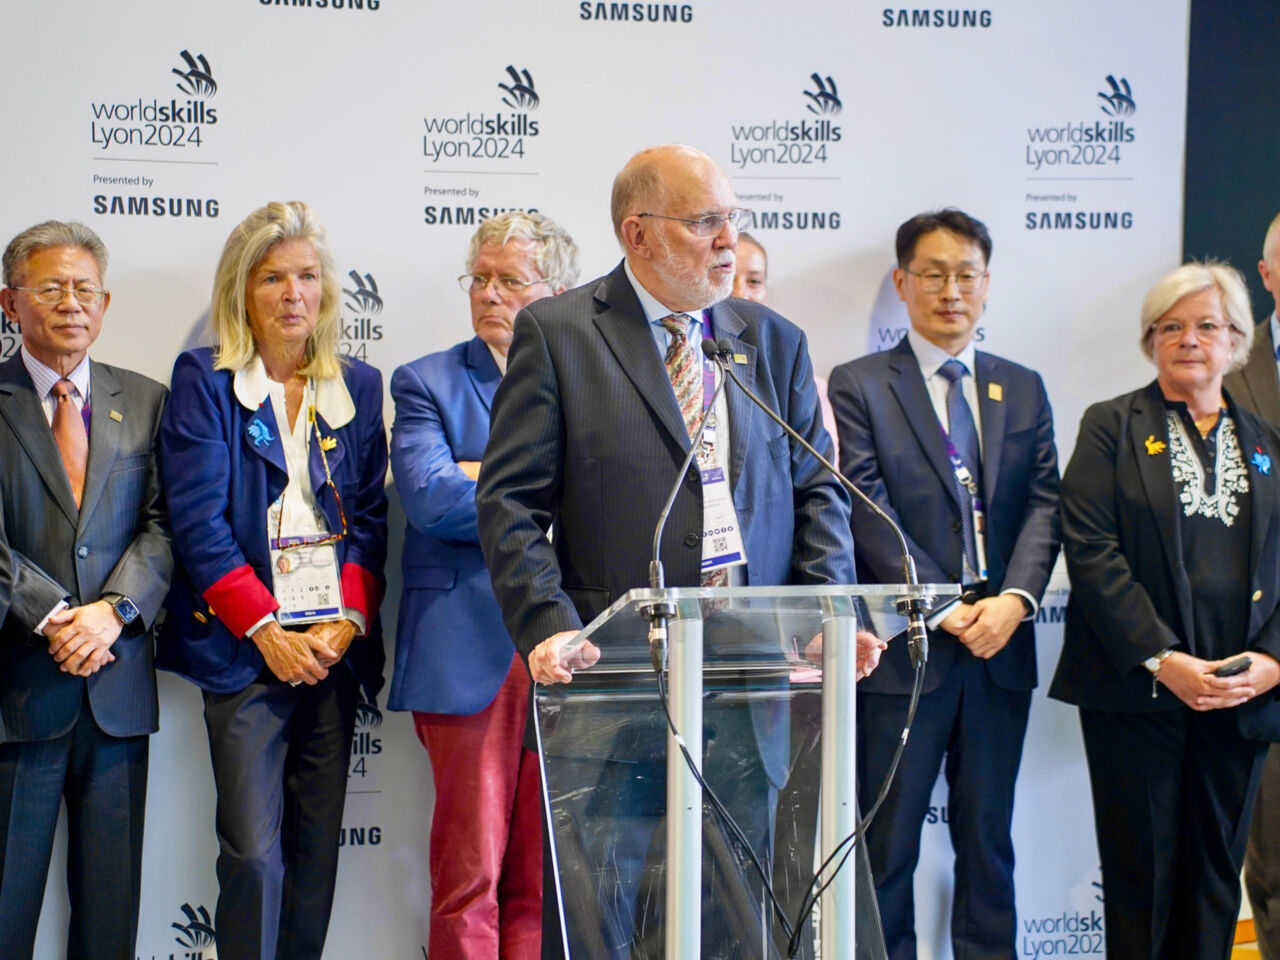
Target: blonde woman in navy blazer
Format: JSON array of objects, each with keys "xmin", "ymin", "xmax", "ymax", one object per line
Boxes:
[
  {"xmin": 1051, "ymin": 262, "xmax": 1280, "ymax": 960},
  {"xmin": 157, "ymin": 201, "xmax": 388, "ymax": 960}
]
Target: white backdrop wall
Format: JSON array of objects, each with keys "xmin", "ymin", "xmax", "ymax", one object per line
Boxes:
[{"xmin": 0, "ymin": 2, "xmax": 1189, "ymax": 957}]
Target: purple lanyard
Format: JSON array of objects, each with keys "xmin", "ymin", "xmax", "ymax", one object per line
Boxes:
[{"xmin": 699, "ymin": 310, "xmax": 717, "ymax": 413}]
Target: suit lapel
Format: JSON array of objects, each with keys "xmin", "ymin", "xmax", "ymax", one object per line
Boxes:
[
  {"xmin": 465, "ymin": 336, "xmax": 501, "ymax": 412},
  {"xmin": 1235, "ymin": 411, "xmax": 1278, "ymax": 611},
  {"xmin": 241, "ymin": 398, "xmax": 287, "ymax": 477},
  {"xmin": 77, "ymin": 361, "xmax": 121, "ymax": 532},
  {"xmin": 975, "ymin": 352, "xmax": 1006, "ymax": 505},
  {"xmin": 886, "ymin": 340, "xmax": 959, "ymax": 502},
  {"xmin": 591, "ymin": 266, "xmax": 691, "ymax": 452},
  {"xmin": 0, "ymin": 355, "xmax": 79, "ymax": 524},
  {"xmin": 309, "ymin": 407, "xmax": 348, "ymax": 531},
  {"xmin": 707, "ymin": 301, "xmax": 756, "ymax": 492},
  {"xmin": 1129, "ymin": 382, "xmax": 1195, "ymax": 637},
  {"xmin": 1245, "ymin": 321, "xmax": 1280, "ymax": 425}
]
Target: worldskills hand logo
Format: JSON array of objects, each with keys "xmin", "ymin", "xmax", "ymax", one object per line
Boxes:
[
  {"xmin": 343, "ymin": 270, "xmax": 383, "ymax": 316},
  {"xmin": 803, "ymin": 72, "xmax": 841, "ymax": 115},
  {"xmin": 498, "ymin": 65, "xmax": 539, "ymax": 110},
  {"xmin": 355, "ymin": 697, "xmax": 383, "ymax": 730},
  {"xmin": 1097, "ymin": 75, "xmax": 1135, "ymax": 116},
  {"xmin": 171, "ymin": 902, "xmax": 216, "ymax": 950},
  {"xmin": 172, "ymin": 50, "xmax": 217, "ymax": 98}
]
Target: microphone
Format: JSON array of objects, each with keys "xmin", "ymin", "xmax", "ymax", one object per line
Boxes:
[
  {"xmin": 644, "ymin": 345, "xmax": 731, "ymax": 660},
  {"xmin": 708, "ymin": 338, "xmax": 930, "ymax": 668}
]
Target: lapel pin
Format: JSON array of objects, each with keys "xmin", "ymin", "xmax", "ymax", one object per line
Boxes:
[
  {"xmin": 248, "ymin": 418, "xmax": 275, "ymax": 448},
  {"xmin": 987, "ymin": 383, "xmax": 1003, "ymax": 402},
  {"xmin": 1145, "ymin": 435, "xmax": 1166, "ymax": 456},
  {"xmin": 1253, "ymin": 447, "xmax": 1272, "ymax": 475},
  {"xmin": 109, "ymin": 409, "xmax": 123, "ymax": 422},
  {"xmin": 319, "ymin": 435, "xmax": 338, "ymax": 452},
  {"xmin": 733, "ymin": 353, "xmax": 747, "ymax": 365}
]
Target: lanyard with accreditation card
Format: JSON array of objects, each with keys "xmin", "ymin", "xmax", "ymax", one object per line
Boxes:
[
  {"xmin": 942, "ymin": 432, "xmax": 989, "ymax": 582},
  {"xmin": 269, "ymin": 399, "xmax": 348, "ymax": 625},
  {"xmin": 693, "ymin": 316, "xmax": 747, "ymax": 573}
]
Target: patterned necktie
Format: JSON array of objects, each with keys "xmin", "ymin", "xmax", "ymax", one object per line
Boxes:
[
  {"xmin": 51, "ymin": 378, "xmax": 88, "ymax": 509},
  {"xmin": 937, "ymin": 359, "xmax": 981, "ymax": 578},
  {"xmin": 660, "ymin": 314, "xmax": 702, "ymax": 438},
  {"xmin": 659, "ymin": 314, "xmax": 728, "ymax": 587}
]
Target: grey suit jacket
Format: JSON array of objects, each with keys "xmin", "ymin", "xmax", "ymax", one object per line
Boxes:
[
  {"xmin": 0, "ymin": 353, "xmax": 172, "ymax": 742},
  {"xmin": 1225, "ymin": 317, "xmax": 1280, "ymax": 426}
]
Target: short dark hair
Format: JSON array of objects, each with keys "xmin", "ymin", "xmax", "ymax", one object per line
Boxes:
[{"xmin": 895, "ymin": 208, "xmax": 992, "ymax": 268}]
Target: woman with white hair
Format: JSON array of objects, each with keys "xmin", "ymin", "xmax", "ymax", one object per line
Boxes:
[
  {"xmin": 157, "ymin": 200, "xmax": 388, "ymax": 960},
  {"xmin": 1051, "ymin": 260, "xmax": 1280, "ymax": 958}
]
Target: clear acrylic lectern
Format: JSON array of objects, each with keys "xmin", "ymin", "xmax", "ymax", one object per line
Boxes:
[{"xmin": 534, "ymin": 583, "xmax": 958, "ymax": 960}]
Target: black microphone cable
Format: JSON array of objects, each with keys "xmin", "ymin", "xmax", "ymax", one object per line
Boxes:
[{"xmin": 700, "ymin": 338, "xmax": 933, "ymax": 958}]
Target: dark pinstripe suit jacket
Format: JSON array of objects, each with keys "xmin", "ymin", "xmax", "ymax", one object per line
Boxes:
[
  {"xmin": 0, "ymin": 353, "xmax": 171, "ymax": 742},
  {"xmin": 476, "ymin": 260, "xmax": 854, "ymax": 658}
]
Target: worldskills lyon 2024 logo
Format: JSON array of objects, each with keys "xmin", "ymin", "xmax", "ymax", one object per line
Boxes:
[
  {"xmin": 728, "ymin": 72, "xmax": 843, "ymax": 172},
  {"xmin": 1024, "ymin": 74, "xmax": 1135, "ymax": 173},
  {"xmin": 90, "ymin": 50, "xmax": 219, "ymax": 153},
  {"xmin": 341, "ymin": 269, "xmax": 384, "ymax": 363},
  {"xmin": 422, "ymin": 65, "xmax": 541, "ymax": 165}
]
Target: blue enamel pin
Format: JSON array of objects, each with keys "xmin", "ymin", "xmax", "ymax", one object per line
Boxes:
[
  {"xmin": 1253, "ymin": 447, "xmax": 1271, "ymax": 475},
  {"xmin": 248, "ymin": 418, "xmax": 276, "ymax": 448}
]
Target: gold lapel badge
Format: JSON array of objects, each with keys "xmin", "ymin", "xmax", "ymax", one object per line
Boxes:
[
  {"xmin": 109, "ymin": 410, "xmax": 123, "ymax": 422},
  {"xmin": 1145, "ymin": 434, "xmax": 1167, "ymax": 456},
  {"xmin": 987, "ymin": 383, "xmax": 1003, "ymax": 402},
  {"xmin": 733, "ymin": 353, "xmax": 748, "ymax": 365},
  {"xmin": 319, "ymin": 435, "xmax": 338, "ymax": 452}
]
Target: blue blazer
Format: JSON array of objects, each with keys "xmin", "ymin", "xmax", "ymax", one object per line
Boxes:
[
  {"xmin": 829, "ymin": 336, "xmax": 1062, "ymax": 695},
  {"xmin": 0, "ymin": 355, "xmax": 172, "ymax": 741},
  {"xmin": 387, "ymin": 337, "xmax": 516, "ymax": 715},
  {"xmin": 156, "ymin": 347, "xmax": 388, "ymax": 698}
]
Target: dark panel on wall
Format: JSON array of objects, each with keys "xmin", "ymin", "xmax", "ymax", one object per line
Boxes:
[{"xmin": 1184, "ymin": 0, "xmax": 1280, "ymax": 317}]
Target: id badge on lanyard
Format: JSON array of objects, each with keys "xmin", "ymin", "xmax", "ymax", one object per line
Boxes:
[
  {"xmin": 696, "ymin": 326, "xmax": 747, "ymax": 573},
  {"xmin": 943, "ymin": 438, "xmax": 989, "ymax": 582},
  {"xmin": 269, "ymin": 391, "xmax": 345, "ymax": 625}
]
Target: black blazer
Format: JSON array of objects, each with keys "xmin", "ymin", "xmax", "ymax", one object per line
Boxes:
[{"xmin": 1050, "ymin": 381, "xmax": 1280, "ymax": 740}]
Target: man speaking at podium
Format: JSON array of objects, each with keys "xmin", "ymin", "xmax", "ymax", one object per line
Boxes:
[{"xmin": 477, "ymin": 144, "xmax": 870, "ymax": 955}]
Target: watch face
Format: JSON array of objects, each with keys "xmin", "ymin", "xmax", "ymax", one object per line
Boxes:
[{"xmin": 114, "ymin": 597, "xmax": 141, "ymax": 624}]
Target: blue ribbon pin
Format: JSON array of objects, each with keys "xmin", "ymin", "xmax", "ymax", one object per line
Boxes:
[{"xmin": 1253, "ymin": 447, "xmax": 1272, "ymax": 476}]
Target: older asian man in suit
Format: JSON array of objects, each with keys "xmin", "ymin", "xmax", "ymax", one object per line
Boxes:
[
  {"xmin": 0, "ymin": 221, "xmax": 171, "ymax": 960},
  {"xmin": 1229, "ymin": 210, "xmax": 1280, "ymax": 960},
  {"xmin": 388, "ymin": 210, "xmax": 579, "ymax": 960},
  {"xmin": 477, "ymin": 145, "xmax": 877, "ymax": 957},
  {"xmin": 829, "ymin": 208, "xmax": 1060, "ymax": 960}
]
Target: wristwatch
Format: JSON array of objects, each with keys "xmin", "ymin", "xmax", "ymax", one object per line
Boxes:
[
  {"xmin": 103, "ymin": 593, "xmax": 140, "ymax": 627},
  {"xmin": 1143, "ymin": 648, "xmax": 1174, "ymax": 674}
]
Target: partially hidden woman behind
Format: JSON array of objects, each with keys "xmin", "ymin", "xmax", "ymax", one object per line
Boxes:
[
  {"xmin": 157, "ymin": 200, "xmax": 388, "ymax": 960},
  {"xmin": 1050, "ymin": 261, "xmax": 1280, "ymax": 959}
]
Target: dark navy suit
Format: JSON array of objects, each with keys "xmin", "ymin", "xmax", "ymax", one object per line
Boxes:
[
  {"xmin": 476, "ymin": 261, "xmax": 854, "ymax": 957},
  {"xmin": 0, "ymin": 353, "xmax": 172, "ymax": 960},
  {"xmin": 157, "ymin": 347, "xmax": 387, "ymax": 960},
  {"xmin": 829, "ymin": 336, "xmax": 1060, "ymax": 960}
]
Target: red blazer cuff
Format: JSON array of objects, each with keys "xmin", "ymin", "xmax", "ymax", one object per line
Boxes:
[
  {"xmin": 203, "ymin": 565, "xmax": 279, "ymax": 638},
  {"xmin": 341, "ymin": 562, "xmax": 382, "ymax": 629}
]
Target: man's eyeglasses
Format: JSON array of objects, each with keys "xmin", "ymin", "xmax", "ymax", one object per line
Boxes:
[
  {"xmin": 635, "ymin": 209, "xmax": 755, "ymax": 238},
  {"xmin": 903, "ymin": 268, "xmax": 988, "ymax": 294},
  {"xmin": 10, "ymin": 284, "xmax": 107, "ymax": 306},
  {"xmin": 458, "ymin": 274, "xmax": 553, "ymax": 295}
]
